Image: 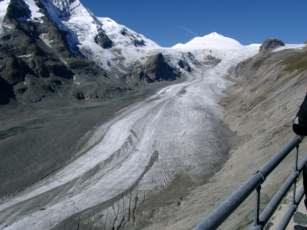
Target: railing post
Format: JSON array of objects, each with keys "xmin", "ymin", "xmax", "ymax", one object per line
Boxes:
[
  {"xmin": 293, "ymin": 145, "xmax": 300, "ymax": 204},
  {"xmin": 303, "ymin": 161, "xmax": 307, "ymax": 209},
  {"xmin": 254, "ymin": 185, "xmax": 262, "ymax": 229},
  {"xmin": 251, "ymin": 171, "xmax": 265, "ymax": 230}
]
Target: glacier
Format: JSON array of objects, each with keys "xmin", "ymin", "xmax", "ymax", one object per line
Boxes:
[{"xmin": 0, "ymin": 44, "xmax": 259, "ymax": 230}]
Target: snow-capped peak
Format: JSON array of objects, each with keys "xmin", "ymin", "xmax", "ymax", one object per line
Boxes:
[
  {"xmin": 39, "ymin": 0, "xmax": 160, "ymax": 68},
  {"xmin": 172, "ymin": 32, "xmax": 243, "ymax": 50}
]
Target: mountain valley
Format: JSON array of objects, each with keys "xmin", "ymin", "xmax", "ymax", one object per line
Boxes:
[{"xmin": 0, "ymin": 1, "xmax": 306, "ymax": 230}]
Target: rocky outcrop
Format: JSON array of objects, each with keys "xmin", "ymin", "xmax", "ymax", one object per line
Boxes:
[
  {"xmin": 0, "ymin": 0, "xmax": 76, "ymax": 104},
  {"xmin": 6, "ymin": 0, "xmax": 31, "ymax": 20},
  {"xmin": 120, "ymin": 28, "xmax": 146, "ymax": 47},
  {"xmin": 95, "ymin": 29, "xmax": 113, "ymax": 49},
  {"xmin": 178, "ymin": 59, "xmax": 192, "ymax": 72},
  {"xmin": 140, "ymin": 53, "xmax": 180, "ymax": 83},
  {"xmin": 0, "ymin": 77, "xmax": 14, "ymax": 104},
  {"xmin": 259, "ymin": 38, "xmax": 285, "ymax": 53}
]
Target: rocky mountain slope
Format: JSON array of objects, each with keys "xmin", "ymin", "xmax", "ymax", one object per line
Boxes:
[{"xmin": 0, "ymin": 0, "xmax": 188, "ymax": 105}]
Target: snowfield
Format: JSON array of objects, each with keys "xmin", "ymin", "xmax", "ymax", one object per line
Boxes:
[{"xmin": 0, "ymin": 45, "xmax": 259, "ymax": 230}]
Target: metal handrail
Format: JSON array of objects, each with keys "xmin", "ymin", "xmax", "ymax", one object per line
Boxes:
[
  {"xmin": 196, "ymin": 136, "xmax": 304, "ymax": 230},
  {"xmin": 259, "ymin": 155, "xmax": 307, "ymax": 225},
  {"xmin": 276, "ymin": 187, "xmax": 305, "ymax": 230}
]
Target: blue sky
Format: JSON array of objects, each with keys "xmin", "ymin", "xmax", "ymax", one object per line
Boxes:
[{"xmin": 83, "ymin": 0, "xmax": 307, "ymax": 47}]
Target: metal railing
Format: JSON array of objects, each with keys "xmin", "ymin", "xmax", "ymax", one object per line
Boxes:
[{"xmin": 197, "ymin": 136, "xmax": 307, "ymax": 230}]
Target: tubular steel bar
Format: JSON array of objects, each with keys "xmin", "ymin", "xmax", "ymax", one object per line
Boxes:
[
  {"xmin": 276, "ymin": 187, "xmax": 305, "ymax": 230},
  {"xmin": 277, "ymin": 205, "xmax": 297, "ymax": 230},
  {"xmin": 259, "ymin": 136, "xmax": 302, "ymax": 178},
  {"xmin": 257, "ymin": 156, "xmax": 307, "ymax": 226},
  {"xmin": 254, "ymin": 185, "xmax": 261, "ymax": 226},
  {"xmin": 196, "ymin": 136, "xmax": 303, "ymax": 230},
  {"xmin": 258, "ymin": 172, "xmax": 297, "ymax": 225}
]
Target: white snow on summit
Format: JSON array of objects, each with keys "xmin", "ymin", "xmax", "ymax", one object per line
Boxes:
[
  {"xmin": 172, "ymin": 32, "xmax": 243, "ymax": 50},
  {"xmin": 42, "ymin": 0, "xmax": 160, "ymax": 69}
]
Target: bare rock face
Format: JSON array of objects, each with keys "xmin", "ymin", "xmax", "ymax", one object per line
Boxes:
[
  {"xmin": 120, "ymin": 28, "xmax": 146, "ymax": 47},
  {"xmin": 178, "ymin": 59, "xmax": 192, "ymax": 72},
  {"xmin": 95, "ymin": 30, "xmax": 113, "ymax": 49},
  {"xmin": 126, "ymin": 53, "xmax": 180, "ymax": 88},
  {"xmin": 259, "ymin": 38, "xmax": 285, "ymax": 53},
  {"xmin": 5, "ymin": 0, "xmax": 31, "ymax": 21},
  {"xmin": 0, "ymin": 78, "xmax": 14, "ymax": 105},
  {"xmin": 142, "ymin": 53, "xmax": 180, "ymax": 82}
]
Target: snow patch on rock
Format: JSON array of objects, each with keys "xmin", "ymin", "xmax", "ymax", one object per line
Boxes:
[
  {"xmin": 24, "ymin": 0, "xmax": 44, "ymax": 22},
  {"xmin": 0, "ymin": 0, "xmax": 10, "ymax": 33},
  {"xmin": 99, "ymin": 17, "xmax": 160, "ymax": 64},
  {"xmin": 99, "ymin": 17, "xmax": 159, "ymax": 50}
]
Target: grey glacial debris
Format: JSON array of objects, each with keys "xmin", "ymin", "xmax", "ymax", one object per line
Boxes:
[{"xmin": 259, "ymin": 38, "xmax": 285, "ymax": 53}]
